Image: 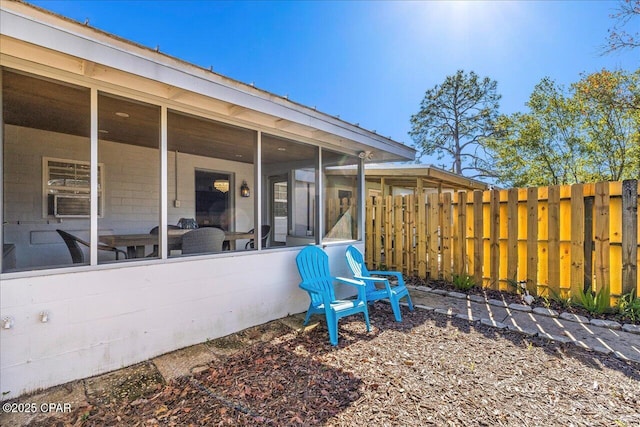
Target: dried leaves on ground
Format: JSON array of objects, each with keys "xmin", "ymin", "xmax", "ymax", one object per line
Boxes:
[{"xmin": 31, "ymin": 303, "xmax": 639, "ymax": 427}]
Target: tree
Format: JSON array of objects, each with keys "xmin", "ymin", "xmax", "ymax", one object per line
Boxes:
[
  {"xmin": 485, "ymin": 78, "xmax": 586, "ymax": 187},
  {"xmin": 486, "ymin": 71, "xmax": 640, "ymax": 187},
  {"xmin": 574, "ymin": 69, "xmax": 640, "ymax": 180},
  {"xmin": 409, "ymin": 70, "xmax": 500, "ymax": 178},
  {"xmin": 604, "ymin": 0, "xmax": 640, "ymax": 53}
]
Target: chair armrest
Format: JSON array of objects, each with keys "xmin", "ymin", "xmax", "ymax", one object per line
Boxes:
[
  {"xmin": 335, "ymin": 276, "xmax": 366, "ymax": 288},
  {"xmin": 353, "ymin": 275, "xmax": 393, "ymax": 293},
  {"xmin": 99, "ymin": 245, "xmax": 128, "ymax": 260},
  {"xmin": 335, "ymin": 276, "xmax": 367, "ymax": 301},
  {"xmin": 368, "ymin": 271, "xmax": 404, "ymax": 284}
]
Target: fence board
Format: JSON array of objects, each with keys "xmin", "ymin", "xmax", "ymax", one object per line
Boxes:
[
  {"xmin": 394, "ymin": 195, "xmax": 404, "ymax": 273},
  {"xmin": 570, "ymin": 184, "xmax": 585, "ymax": 296},
  {"xmin": 547, "ymin": 185, "xmax": 560, "ymax": 297},
  {"xmin": 454, "ymin": 192, "xmax": 467, "ymax": 276},
  {"xmin": 365, "ymin": 197, "xmax": 374, "ymax": 267},
  {"xmin": 621, "ymin": 179, "xmax": 638, "ymax": 295},
  {"xmin": 417, "ymin": 193, "xmax": 427, "ymax": 277},
  {"xmin": 473, "ymin": 191, "xmax": 483, "ymax": 286},
  {"xmin": 406, "ymin": 194, "xmax": 415, "ymax": 276},
  {"xmin": 490, "ymin": 189, "xmax": 500, "ymax": 290},
  {"xmin": 594, "ymin": 182, "xmax": 610, "ymax": 293},
  {"xmin": 374, "ymin": 197, "xmax": 383, "ymax": 268},
  {"xmin": 441, "ymin": 192, "xmax": 452, "ymax": 281},
  {"xmin": 527, "ymin": 187, "xmax": 539, "ymax": 295},
  {"xmin": 428, "ymin": 193, "xmax": 440, "ymax": 278},
  {"xmin": 507, "ymin": 188, "xmax": 518, "ymax": 284},
  {"xmin": 384, "ymin": 195, "xmax": 393, "ymax": 269}
]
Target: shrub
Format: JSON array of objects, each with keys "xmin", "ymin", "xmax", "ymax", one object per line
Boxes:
[
  {"xmin": 574, "ymin": 285, "xmax": 611, "ymax": 315},
  {"xmin": 452, "ymin": 274, "xmax": 476, "ymax": 291},
  {"xmin": 618, "ymin": 290, "xmax": 640, "ymax": 322}
]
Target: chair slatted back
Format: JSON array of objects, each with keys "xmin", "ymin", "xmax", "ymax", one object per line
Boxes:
[
  {"xmin": 345, "ymin": 245, "xmax": 375, "ymax": 293},
  {"xmin": 296, "ymin": 246, "xmax": 336, "ymax": 304}
]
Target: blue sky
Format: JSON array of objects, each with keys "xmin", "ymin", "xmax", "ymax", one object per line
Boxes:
[{"xmin": 29, "ymin": 0, "xmax": 638, "ymax": 163}]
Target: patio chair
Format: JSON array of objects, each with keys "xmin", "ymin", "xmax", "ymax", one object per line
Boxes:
[
  {"xmin": 56, "ymin": 229, "xmax": 127, "ymax": 264},
  {"xmin": 181, "ymin": 227, "xmax": 225, "ymax": 255},
  {"xmin": 147, "ymin": 225, "xmax": 182, "ymax": 257},
  {"xmin": 345, "ymin": 245, "xmax": 414, "ymax": 322},
  {"xmin": 296, "ymin": 245, "xmax": 371, "ymax": 346},
  {"xmin": 244, "ymin": 224, "xmax": 272, "ymax": 249}
]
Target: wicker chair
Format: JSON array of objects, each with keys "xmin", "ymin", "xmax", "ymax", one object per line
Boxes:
[
  {"xmin": 181, "ymin": 227, "xmax": 225, "ymax": 255},
  {"xmin": 56, "ymin": 229, "xmax": 127, "ymax": 264},
  {"xmin": 147, "ymin": 225, "xmax": 182, "ymax": 257}
]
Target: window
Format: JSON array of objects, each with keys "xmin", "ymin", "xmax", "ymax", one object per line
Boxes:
[
  {"xmin": 273, "ymin": 182, "xmax": 288, "ymax": 217},
  {"xmin": 43, "ymin": 157, "xmax": 104, "ymax": 217}
]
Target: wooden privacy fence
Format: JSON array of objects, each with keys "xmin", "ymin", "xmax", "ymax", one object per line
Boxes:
[{"xmin": 365, "ymin": 180, "xmax": 640, "ymax": 305}]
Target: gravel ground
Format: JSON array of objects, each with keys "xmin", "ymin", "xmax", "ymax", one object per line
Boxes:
[{"xmin": 27, "ymin": 302, "xmax": 640, "ymax": 427}]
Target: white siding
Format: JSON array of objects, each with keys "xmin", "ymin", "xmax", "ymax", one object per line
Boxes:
[
  {"xmin": 0, "ymin": 243, "xmax": 362, "ymax": 399},
  {"xmin": 2, "ymin": 125, "xmax": 255, "ymax": 269}
]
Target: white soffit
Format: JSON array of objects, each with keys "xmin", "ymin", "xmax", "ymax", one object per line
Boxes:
[{"xmin": 0, "ymin": 1, "xmax": 415, "ymax": 162}]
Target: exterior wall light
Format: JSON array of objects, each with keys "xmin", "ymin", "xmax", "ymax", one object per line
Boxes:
[
  {"xmin": 2, "ymin": 316, "xmax": 14, "ymax": 329},
  {"xmin": 240, "ymin": 180, "xmax": 250, "ymax": 198}
]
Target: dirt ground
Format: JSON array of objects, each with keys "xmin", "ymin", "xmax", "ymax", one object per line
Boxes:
[{"xmin": 25, "ymin": 301, "xmax": 640, "ymax": 427}]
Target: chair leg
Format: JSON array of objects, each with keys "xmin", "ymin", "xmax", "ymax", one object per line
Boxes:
[
  {"xmin": 327, "ymin": 312, "xmax": 339, "ymax": 346},
  {"xmin": 303, "ymin": 306, "xmax": 314, "ymax": 326},
  {"xmin": 390, "ymin": 296, "xmax": 403, "ymax": 322},
  {"xmin": 405, "ymin": 292, "xmax": 415, "ymax": 311},
  {"xmin": 363, "ymin": 308, "xmax": 371, "ymax": 332}
]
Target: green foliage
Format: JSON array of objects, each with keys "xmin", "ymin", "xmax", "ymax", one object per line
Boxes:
[
  {"xmin": 410, "ymin": 70, "xmax": 500, "ymax": 178},
  {"xmin": 452, "ymin": 274, "xmax": 476, "ymax": 291},
  {"xmin": 546, "ymin": 288, "xmax": 573, "ymax": 310},
  {"xmin": 617, "ymin": 289, "xmax": 640, "ymax": 322},
  {"xmin": 574, "ymin": 285, "xmax": 612, "ymax": 315},
  {"xmin": 485, "ymin": 70, "xmax": 640, "ymax": 188}
]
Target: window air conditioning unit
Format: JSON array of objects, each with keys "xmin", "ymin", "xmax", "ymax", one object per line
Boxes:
[{"xmin": 53, "ymin": 194, "xmax": 90, "ymax": 218}]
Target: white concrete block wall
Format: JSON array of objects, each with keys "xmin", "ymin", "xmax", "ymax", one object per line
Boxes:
[{"xmin": 0, "ymin": 243, "xmax": 360, "ymax": 400}]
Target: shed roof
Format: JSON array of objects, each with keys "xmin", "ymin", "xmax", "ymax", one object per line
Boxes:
[{"xmin": 331, "ymin": 163, "xmax": 489, "ymax": 191}]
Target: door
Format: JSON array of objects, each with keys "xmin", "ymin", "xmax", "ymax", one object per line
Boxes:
[
  {"xmin": 195, "ymin": 169, "xmax": 231, "ymax": 229},
  {"xmin": 269, "ymin": 175, "xmax": 288, "ymax": 244}
]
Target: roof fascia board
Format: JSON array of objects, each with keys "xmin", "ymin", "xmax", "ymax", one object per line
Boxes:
[{"xmin": 0, "ymin": 3, "xmax": 415, "ymax": 161}]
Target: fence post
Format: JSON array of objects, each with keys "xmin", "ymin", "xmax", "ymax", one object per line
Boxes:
[
  {"xmin": 594, "ymin": 182, "xmax": 610, "ymax": 294},
  {"xmin": 621, "ymin": 179, "xmax": 638, "ymax": 295},
  {"xmin": 526, "ymin": 187, "xmax": 539, "ymax": 295}
]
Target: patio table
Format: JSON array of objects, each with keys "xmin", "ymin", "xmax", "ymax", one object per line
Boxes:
[{"xmin": 99, "ymin": 230, "xmax": 255, "ymax": 258}]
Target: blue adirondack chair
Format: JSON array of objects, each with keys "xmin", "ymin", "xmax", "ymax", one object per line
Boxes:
[
  {"xmin": 345, "ymin": 245, "xmax": 414, "ymax": 322},
  {"xmin": 296, "ymin": 245, "xmax": 371, "ymax": 346}
]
